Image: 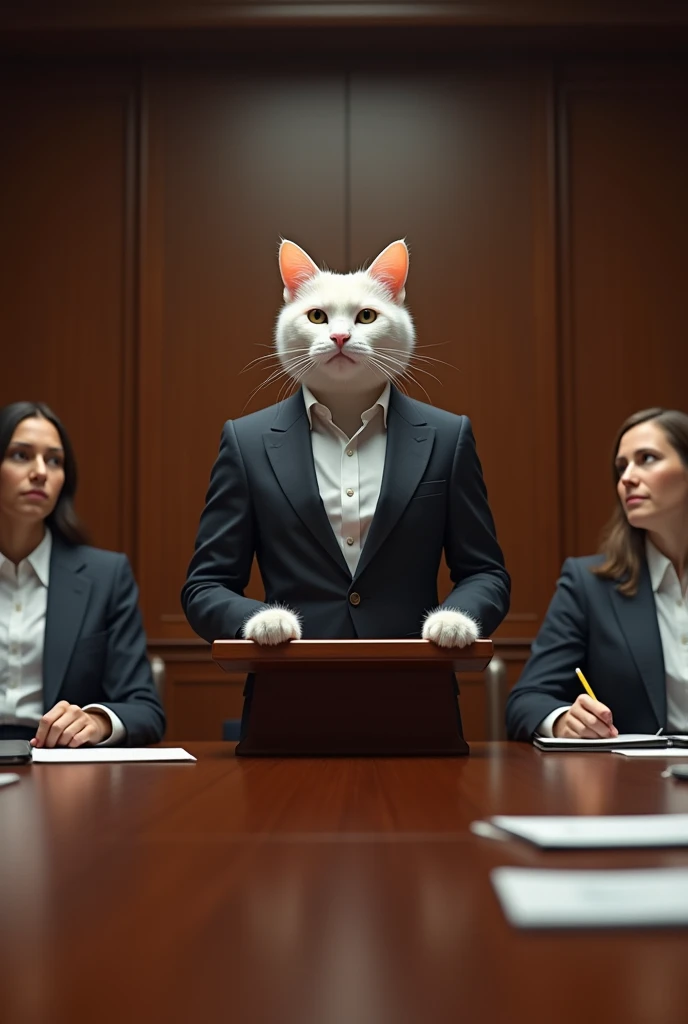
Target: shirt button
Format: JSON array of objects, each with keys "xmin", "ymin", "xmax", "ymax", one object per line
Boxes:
[
  {"xmin": 682, "ymin": 635, "xmax": 688, "ymax": 645},
  {"xmin": 346, "ymin": 449, "xmax": 354, "ymax": 457},
  {"xmin": 349, "ymin": 592, "xmax": 361, "ymax": 606},
  {"xmin": 14, "ymin": 603, "xmax": 22, "ymax": 612},
  {"xmin": 346, "ymin": 537, "xmax": 354, "ymax": 546},
  {"xmin": 346, "ymin": 488, "xmax": 354, "ymax": 497}
]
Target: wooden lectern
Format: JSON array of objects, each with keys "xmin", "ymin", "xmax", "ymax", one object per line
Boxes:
[{"xmin": 211, "ymin": 639, "xmax": 493, "ymax": 756}]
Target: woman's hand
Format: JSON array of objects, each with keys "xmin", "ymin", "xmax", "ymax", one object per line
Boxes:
[
  {"xmin": 553, "ymin": 694, "xmax": 618, "ymax": 739},
  {"xmin": 30, "ymin": 702, "xmax": 113, "ymax": 748}
]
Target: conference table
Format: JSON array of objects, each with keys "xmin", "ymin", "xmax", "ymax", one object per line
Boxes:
[{"xmin": 2, "ymin": 743, "xmax": 688, "ymax": 1024}]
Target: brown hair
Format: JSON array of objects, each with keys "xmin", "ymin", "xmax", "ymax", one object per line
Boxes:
[{"xmin": 592, "ymin": 407, "xmax": 688, "ymax": 596}]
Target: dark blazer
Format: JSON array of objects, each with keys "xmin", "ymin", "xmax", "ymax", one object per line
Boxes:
[
  {"xmin": 506, "ymin": 555, "xmax": 666, "ymax": 741},
  {"xmin": 182, "ymin": 386, "xmax": 510, "ymax": 642},
  {"xmin": 43, "ymin": 538, "xmax": 165, "ymax": 746}
]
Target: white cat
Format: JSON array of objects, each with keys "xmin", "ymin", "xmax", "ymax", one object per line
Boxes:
[
  {"xmin": 242, "ymin": 239, "xmax": 479, "ymax": 650},
  {"xmin": 274, "ymin": 238, "xmax": 416, "ymax": 416}
]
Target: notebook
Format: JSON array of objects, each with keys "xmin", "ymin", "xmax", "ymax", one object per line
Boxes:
[{"xmin": 533, "ymin": 733, "xmax": 688, "ymax": 752}]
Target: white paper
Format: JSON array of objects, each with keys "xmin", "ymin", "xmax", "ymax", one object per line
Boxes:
[
  {"xmin": 613, "ymin": 749, "xmax": 688, "ymax": 757},
  {"xmin": 492, "ymin": 867, "xmax": 688, "ymax": 928},
  {"xmin": 487, "ymin": 813, "xmax": 688, "ymax": 848},
  {"xmin": 31, "ymin": 747, "xmax": 196, "ymax": 764}
]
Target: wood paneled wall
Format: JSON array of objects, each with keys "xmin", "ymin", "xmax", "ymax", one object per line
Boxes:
[
  {"xmin": 1, "ymin": 44, "xmax": 687, "ymax": 739},
  {"xmin": 559, "ymin": 66, "xmax": 688, "ymax": 555},
  {"xmin": 0, "ymin": 70, "xmax": 139, "ymax": 555}
]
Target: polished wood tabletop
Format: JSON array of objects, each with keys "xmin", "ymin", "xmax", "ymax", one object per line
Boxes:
[{"xmin": 3, "ymin": 743, "xmax": 688, "ymax": 1024}]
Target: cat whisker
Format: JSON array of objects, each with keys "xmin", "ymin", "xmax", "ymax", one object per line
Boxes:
[
  {"xmin": 411, "ymin": 357, "xmax": 459, "ymax": 373},
  {"xmin": 395, "ymin": 369, "xmax": 433, "ymax": 404},
  {"xmin": 241, "ymin": 347, "xmax": 311, "ymax": 373},
  {"xmin": 373, "ymin": 351, "xmax": 443, "ymax": 387},
  {"xmin": 243, "ymin": 357, "xmax": 314, "ymax": 409},
  {"xmin": 402, "ymin": 364, "xmax": 443, "ymax": 386},
  {"xmin": 240, "ymin": 353, "xmax": 281, "ymax": 371},
  {"xmin": 391, "ymin": 354, "xmax": 455, "ymax": 370},
  {"xmin": 374, "ymin": 358, "xmax": 414, "ymax": 399},
  {"xmin": 255, "ymin": 361, "xmax": 308, "ymax": 390},
  {"xmin": 280, "ymin": 356, "xmax": 316, "ymax": 382},
  {"xmin": 240, "ymin": 357, "xmax": 281, "ymax": 375},
  {"xmin": 276, "ymin": 360, "xmax": 315, "ymax": 403},
  {"xmin": 369, "ymin": 355, "xmax": 433, "ymax": 404},
  {"xmin": 389, "ymin": 373, "xmax": 410, "ymax": 397},
  {"xmin": 365, "ymin": 357, "xmax": 408, "ymax": 396},
  {"xmin": 244, "ymin": 378, "xmax": 287, "ymax": 410},
  {"xmin": 374, "ymin": 347, "xmax": 457, "ymax": 372},
  {"xmin": 276, "ymin": 378, "xmax": 297, "ymax": 404},
  {"xmin": 363, "ymin": 355, "xmax": 409, "ymax": 396}
]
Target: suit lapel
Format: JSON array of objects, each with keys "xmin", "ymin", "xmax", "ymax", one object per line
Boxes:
[
  {"xmin": 354, "ymin": 387, "xmax": 435, "ymax": 580},
  {"xmin": 263, "ymin": 392, "xmax": 351, "ymax": 577},
  {"xmin": 608, "ymin": 562, "xmax": 666, "ymax": 728},
  {"xmin": 43, "ymin": 541, "xmax": 91, "ymax": 710}
]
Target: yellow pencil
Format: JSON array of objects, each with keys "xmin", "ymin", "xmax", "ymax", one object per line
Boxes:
[{"xmin": 575, "ymin": 666, "xmax": 598, "ymax": 702}]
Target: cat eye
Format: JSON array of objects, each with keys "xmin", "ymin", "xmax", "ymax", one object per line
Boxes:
[
  {"xmin": 307, "ymin": 309, "xmax": 328, "ymax": 324},
  {"xmin": 356, "ymin": 309, "xmax": 377, "ymax": 324}
]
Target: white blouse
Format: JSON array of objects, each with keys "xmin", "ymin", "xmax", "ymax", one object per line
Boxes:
[{"xmin": 0, "ymin": 530, "xmax": 124, "ymax": 743}]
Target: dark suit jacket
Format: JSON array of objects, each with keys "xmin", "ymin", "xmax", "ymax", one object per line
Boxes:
[
  {"xmin": 182, "ymin": 386, "xmax": 510, "ymax": 642},
  {"xmin": 44, "ymin": 538, "xmax": 165, "ymax": 746},
  {"xmin": 506, "ymin": 555, "xmax": 667, "ymax": 741}
]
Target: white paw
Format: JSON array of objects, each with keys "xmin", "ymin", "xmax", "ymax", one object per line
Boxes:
[
  {"xmin": 422, "ymin": 608, "xmax": 480, "ymax": 649},
  {"xmin": 242, "ymin": 606, "xmax": 302, "ymax": 645}
]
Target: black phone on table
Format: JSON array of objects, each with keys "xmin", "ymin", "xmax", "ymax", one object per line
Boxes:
[{"xmin": 0, "ymin": 740, "xmax": 33, "ymax": 764}]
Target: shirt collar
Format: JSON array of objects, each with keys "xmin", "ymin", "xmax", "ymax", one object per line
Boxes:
[
  {"xmin": 302, "ymin": 382, "xmax": 391, "ymax": 430},
  {"xmin": 645, "ymin": 536, "xmax": 676, "ymax": 594},
  {"xmin": 0, "ymin": 528, "xmax": 52, "ymax": 587}
]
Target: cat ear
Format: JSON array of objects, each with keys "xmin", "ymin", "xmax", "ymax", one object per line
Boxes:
[
  {"xmin": 279, "ymin": 240, "xmax": 320, "ymax": 299},
  {"xmin": 368, "ymin": 239, "xmax": 409, "ymax": 302}
]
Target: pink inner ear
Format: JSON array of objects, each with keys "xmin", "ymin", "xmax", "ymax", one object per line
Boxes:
[
  {"xmin": 368, "ymin": 240, "xmax": 409, "ymax": 297},
  {"xmin": 279, "ymin": 240, "xmax": 319, "ymax": 295}
]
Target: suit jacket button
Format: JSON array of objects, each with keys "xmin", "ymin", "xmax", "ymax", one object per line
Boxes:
[{"xmin": 349, "ymin": 592, "xmax": 361, "ymax": 606}]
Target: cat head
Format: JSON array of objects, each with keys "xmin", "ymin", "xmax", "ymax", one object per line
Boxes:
[{"xmin": 274, "ymin": 239, "xmax": 415, "ymax": 396}]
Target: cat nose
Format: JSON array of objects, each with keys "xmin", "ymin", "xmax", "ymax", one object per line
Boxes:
[{"xmin": 330, "ymin": 332, "xmax": 350, "ymax": 349}]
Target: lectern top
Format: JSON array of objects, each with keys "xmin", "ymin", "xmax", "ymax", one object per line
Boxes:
[{"xmin": 211, "ymin": 638, "xmax": 493, "ymax": 673}]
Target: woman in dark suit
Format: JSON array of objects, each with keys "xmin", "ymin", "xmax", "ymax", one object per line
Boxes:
[
  {"xmin": 0, "ymin": 401, "xmax": 165, "ymax": 748},
  {"xmin": 506, "ymin": 407, "xmax": 688, "ymax": 742}
]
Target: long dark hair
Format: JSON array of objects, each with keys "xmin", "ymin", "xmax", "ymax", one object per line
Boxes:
[
  {"xmin": 0, "ymin": 401, "xmax": 90, "ymax": 546},
  {"xmin": 592, "ymin": 407, "xmax": 688, "ymax": 596}
]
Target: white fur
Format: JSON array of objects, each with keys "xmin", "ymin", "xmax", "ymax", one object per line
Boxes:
[
  {"xmin": 242, "ymin": 605, "xmax": 302, "ymax": 645},
  {"xmin": 422, "ymin": 608, "xmax": 480, "ymax": 648},
  {"xmin": 275, "ymin": 266, "xmax": 416, "ymax": 393}
]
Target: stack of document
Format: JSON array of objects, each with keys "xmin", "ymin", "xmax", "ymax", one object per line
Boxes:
[
  {"xmin": 534, "ymin": 733, "xmax": 688, "ymax": 752},
  {"xmin": 492, "ymin": 867, "xmax": 688, "ymax": 928}
]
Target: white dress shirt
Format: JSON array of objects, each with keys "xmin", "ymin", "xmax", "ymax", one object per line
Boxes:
[
  {"xmin": 537, "ymin": 538, "xmax": 688, "ymax": 737},
  {"xmin": 302, "ymin": 382, "xmax": 390, "ymax": 576},
  {"xmin": 0, "ymin": 529, "xmax": 125, "ymax": 744},
  {"xmin": 646, "ymin": 539, "xmax": 688, "ymax": 734}
]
